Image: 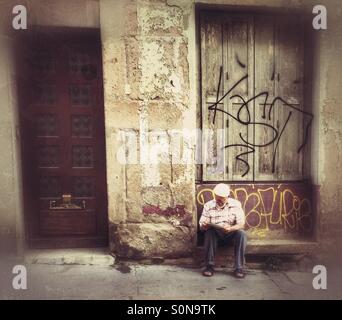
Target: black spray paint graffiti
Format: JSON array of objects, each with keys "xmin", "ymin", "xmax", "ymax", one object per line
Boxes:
[{"xmin": 208, "ymin": 66, "xmax": 314, "ymax": 177}]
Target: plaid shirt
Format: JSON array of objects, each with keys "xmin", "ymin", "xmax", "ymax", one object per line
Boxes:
[{"xmin": 199, "ymin": 198, "xmax": 245, "ymax": 228}]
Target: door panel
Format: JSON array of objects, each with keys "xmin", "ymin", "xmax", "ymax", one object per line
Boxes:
[
  {"xmin": 200, "ymin": 13, "xmax": 306, "ymax": 182},
  {"xmin": 200, "ymin": 12, "xmax": 226, "ymax": 181},
  {"xmin": 19, "ymin": 29, "xmax": 108, "ymax": 248}
]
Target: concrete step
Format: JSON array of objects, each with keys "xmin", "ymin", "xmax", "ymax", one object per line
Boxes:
[
  {"xmin": 197, "ymin": 238, "xmax": 318, "ymax": 255},
  {"xmin": 22, "ymin": 239, "xmax": 318, "ymax": 271},
  {"xmin": 194, "ymin": 239, "xmax": 318, "ymax": 269},
  {"xmin": 24, "ymin": 248, "xmax": 115, "ymax": 266}
]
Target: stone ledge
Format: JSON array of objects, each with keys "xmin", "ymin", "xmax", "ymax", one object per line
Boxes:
[
  {"xmin": 24, "ymin": 248, "xmax": 115, "ymax": 266},
  {"xmin": 196, "ymin": 239, "xmax": 319, "ymax": 256}
]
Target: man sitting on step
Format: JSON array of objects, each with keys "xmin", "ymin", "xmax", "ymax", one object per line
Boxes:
[{"xmin": 199, "ymin": 183, "xmax": 247, "ymax": 279}]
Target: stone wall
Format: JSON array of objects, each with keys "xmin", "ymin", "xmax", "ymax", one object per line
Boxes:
[
  {"xmin": 100, "ymin": 0, "xmax": 197, "ymax": 258},
  {"xmin": 0, "ymin": 15, "xmax": 23, "ymax": 255},
  {"xmin": 310, "ymin": 0, "xmax": 342, "ymax": 260},
  {"xmin": 100, "ymin": 0, "xmax": 342, "ymax": 259}
]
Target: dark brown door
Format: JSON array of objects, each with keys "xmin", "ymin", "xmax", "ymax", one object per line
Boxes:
[{"xmin": 19, "ymin": 29, "xmax": 108, "ymax": 248}]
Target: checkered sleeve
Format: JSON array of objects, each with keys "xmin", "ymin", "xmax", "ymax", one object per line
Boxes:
[
  {"xmin": 234, "ymin": 204, "xmax": 246, "ymax": 226},
  {"xmin": 199, "ymin": 203, "xmax": 211, "ymax": 228}
]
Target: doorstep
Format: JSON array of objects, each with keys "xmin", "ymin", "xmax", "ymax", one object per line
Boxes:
[
  {"xmin": 25, "ymin": 248, "xmax": 115, "ymax": 266},
  {"xmin": 196, "ymin": 238, "xmax": 319, "ymax": 256},
  {"xmin": 245, "ymin": 239, "xmax": 319, "ymax": 255},
  {"xmin": 23, "ymin": 240, "xmax": 318, "ymax": 268},
  {"xmin": 193, "ymin": 239, "xmax": 319, "ymax": 269}
]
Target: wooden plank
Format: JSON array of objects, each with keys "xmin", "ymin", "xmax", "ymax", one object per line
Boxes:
[
  {"xmin": 254, "ymin": 15, "xmax": 277, "ymax": 181},
  {"xmin": 301, "ymin": 15, "xmax": 313, "ymax": 180},
  {"xmin": 275, "ymin": 15, "xmax": 304, "ymax": 180},
  {"xmin": 222, "ymin": 15, "xmax": 229, "ymax": 182},
  {"xmin": 200, "ymin": 13, "xmax": 226, "ymax": 181},
  {"xmin": 246, "ymin": 15, "xmax": 254, "ymax": 181},
  {"xmin": 226, "ymin": 15, "xmax": 253, "ymax": 181}
]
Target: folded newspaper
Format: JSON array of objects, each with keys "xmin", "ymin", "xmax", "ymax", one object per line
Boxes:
[{"xmin": 206, "ymin": 223, "xmax": 227, "ymax": 231}]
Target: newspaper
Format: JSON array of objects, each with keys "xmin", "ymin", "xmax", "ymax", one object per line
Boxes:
[{"xmin": 206, "ymin": 223, "xmax": 227, "ymax": 231}]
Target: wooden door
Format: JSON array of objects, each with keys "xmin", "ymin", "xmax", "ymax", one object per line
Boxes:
[
  {"xmin": 19, "ymin": 29, "xmax": 108, "ymax": 248},
  {"xmin": 200, "ymin": 12, "xmax": 307, "ymax": 182}
]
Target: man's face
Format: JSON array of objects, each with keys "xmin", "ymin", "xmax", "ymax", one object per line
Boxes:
[{"xmin": 215, "ymin": 195, "xmax": 228, "ymax": 207}]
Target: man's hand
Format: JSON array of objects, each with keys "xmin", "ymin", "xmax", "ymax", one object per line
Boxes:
[
  {"xmin": 200, "ymin": 222, "xmax": 209, "ymax": 231},
  {"xmin": 222, "ymin": 224, "xmax": 232, "ymax": 233},
  {"xmin": 224, "ymin": 223, "xmax": 245, "ymax": 233}
]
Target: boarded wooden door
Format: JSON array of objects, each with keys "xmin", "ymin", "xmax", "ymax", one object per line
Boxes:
[
  {"xmin": 200, "ymin": 12, "xmax": 309, "ymax": 182},
  {"xmin": 19, "ymin": 30, "xmax": 108, "ymax": 248}
]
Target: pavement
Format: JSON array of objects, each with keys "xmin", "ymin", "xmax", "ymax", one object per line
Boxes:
[{"xmin": 0, "ymin": 249, "xmax": 341, "ymax": 300}]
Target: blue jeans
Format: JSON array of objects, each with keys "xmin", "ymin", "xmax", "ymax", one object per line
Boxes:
[{"xmin": 204, "ymin": 228, "xmax": 247, "ymax": 271}]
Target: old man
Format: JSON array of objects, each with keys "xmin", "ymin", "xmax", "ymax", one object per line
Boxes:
[{"xmin": 199, "ymin": 183, "xmax": 247, "ymax": 279}]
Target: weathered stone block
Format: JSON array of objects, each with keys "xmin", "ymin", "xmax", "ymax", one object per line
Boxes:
[
  {"xmin": 138, "ymin": 37, "xmax": 189, "ymax": 102},
  {"xmin": 126, "ymin": 199, "xmax": 143, "ymax": 223},
  {"xmin": 142, "ymin": 185, "xmax": 172, "ymax": 210},
  {"xmin": 126, "ymin": 164, "xmax": 143, "ymax": 222},
  {"xmin": 146, "ymin": 102, "xmax": 183, "ymax": 130},
  {"xmin": 112, "ymin": 222, "xmax": 194, "ymax": 258},
  {"xmin": 169, "ymin": 180, "xmax": 195, "ymax": 212},
  {"xmin": 124, "ymin": 0, "xmax": 138, "ymax": 36},
  {"xmin": 138, "ymin": 3, "xmax": 184, "ymax": 36},
  {"xmin": 102, "ymin": 42, "xmax": 127, "ymax": 101},
  {"xmin": 124, "ymin": 36, "xmax": 141, "ymax": 100},
  {"xmin": 105, "ymin": 102, "xmax": 140, "ymax": 129}
]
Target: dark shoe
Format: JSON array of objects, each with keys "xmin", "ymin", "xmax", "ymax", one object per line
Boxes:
[
  {"xmin": 234, "ymin": 269, "xmax": 245, "ymax": 279},
  {"xmin": 202, "ymin": 266, "xmax": 214, "ymax": 277}
]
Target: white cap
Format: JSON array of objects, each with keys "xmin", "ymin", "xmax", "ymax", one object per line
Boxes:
[{"xmin": 213, "ymin": 183, "xmax": 230, "ymax": 197}]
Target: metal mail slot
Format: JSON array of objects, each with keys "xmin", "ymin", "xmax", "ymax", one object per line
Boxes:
[{"xmin": 49, "ymin": 194, "xmax": 86, "ymax": 210}]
